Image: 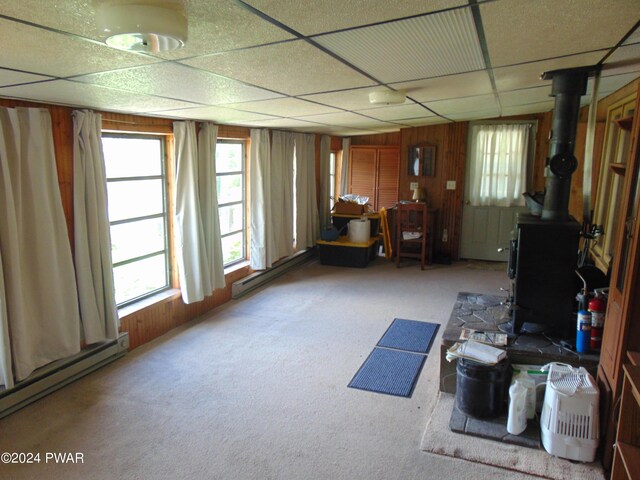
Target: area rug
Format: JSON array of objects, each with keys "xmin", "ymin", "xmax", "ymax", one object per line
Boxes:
[
  {"xmin": 421, "ymin": 392, "xmax": 605, "ymax": 480},
  {"xmin": 348, "ymin": 348, "xmax": 426, "ymax": 398},
  {"xmin": 377, "ymin": 318, "xmax": 439, "ymax": 354}
]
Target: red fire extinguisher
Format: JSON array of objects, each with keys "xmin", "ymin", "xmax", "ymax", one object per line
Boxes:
[{"xmin": 588, "ymin": 295, "xmax": 606, "ymax": 351}]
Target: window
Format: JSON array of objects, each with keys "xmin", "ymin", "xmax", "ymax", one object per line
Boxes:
[
  {"xmin": 468, "ymin": 123, "xmax": 534, "ymax": 207},
  {"xmin": 102, "ymin": 134, "xmax": 170, "ymax": 306},
  {"xmin": 329, "ymin": 151, "xmax": 336, "ymax": 207},
  {"xmin": 216, "ymin": 140, "xmax": 246, "ymax": 266},
  {"xmin": 592, "ymin": 94, "xmax": 636, "ymax": 270}
]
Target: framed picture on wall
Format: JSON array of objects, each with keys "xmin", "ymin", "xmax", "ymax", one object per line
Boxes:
[{"xmin": 408, "ymin": 144, "xmax": 436, "ymax": 177}]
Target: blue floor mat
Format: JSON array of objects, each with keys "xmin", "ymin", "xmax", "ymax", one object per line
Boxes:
[
  {"xmin": 377, "ymin": 318, "xmax": 439, "ymax": 354},
  {"xmin": 348, "ymin": 348, "xmax": 427, "ymax": 398}
]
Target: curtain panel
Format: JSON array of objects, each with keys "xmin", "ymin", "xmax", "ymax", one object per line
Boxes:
[
  {"xmin": 469, "ymin": 124, "xmax": 530, "ymax": 207},
  {"xmin": 340, "ymin": 138, "xmax": 351, "ymax": 198},
  {"xmin": 174, "ymin": 121, "xmax": 225, "ymax": 304},
  {"xmin": 319, "ymin": 135, "xmax": 331, "ymax": 228},
  {"xmin": 249, "ymin": 129, "xmax": 272, "ymax": 270},
  {"xmin": 72, "ymin": 110, "xmax": 118, "ymax": 345},
  {"xmin": 294, "ymin": 133, "xmax": 319, "ymax": 250},
  {"xmin": 0, "ymin": 107, "xmax": 81, "ymax": 383}
]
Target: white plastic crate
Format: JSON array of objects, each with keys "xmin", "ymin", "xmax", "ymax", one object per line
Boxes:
[{"xmin": 540, "ymin": 362, "xmax": 599, "ymax": 462}]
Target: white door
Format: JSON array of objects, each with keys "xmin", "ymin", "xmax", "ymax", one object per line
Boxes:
[{"xmin": 459, "ymin": 123, "xmax": 534, "ymax": 261}]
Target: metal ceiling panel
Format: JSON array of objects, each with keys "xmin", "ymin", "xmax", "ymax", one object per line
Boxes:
[
  {"xmin": 493, "ymin": 51, "xmax": 604, "ymax": 93},
  {"xmin": 0, "ymin": 17, "xmax": 160, "ymax": 78},
  {"xmin": 75, "ymin": 63, "xmax": 282, "ymax": 105},
  {"xmin": 392, "ymin": 71, "xmax": 493, "ymax": 102},
  {"xmin": 181, "ymin": 40, "xmax": 375, "ymax": 96},
  {"xmin": 243, "ymin": 0, "xmax": 466, "ymax": 35},
  {"xmin": 481, "ymin": 0, "xmax": 640, "ymax": 67},
  {"xmin": 314, "ymin": 8, "xmax": 485, "ymax": 83},
  {"xmin": 0, "ymin": 80, "xmax": 198, "ymax": 112},
  {"xmin": 223, "ymin": 98, "xmax": 341, "ymax": 117}
]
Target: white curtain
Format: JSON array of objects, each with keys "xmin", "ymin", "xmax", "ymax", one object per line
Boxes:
[
  {"xmin": 72, "ymin": 110, "xmax": 118, "ymax": 345},
  {"xmin": 294, "ymin": 133, "xmax": 320, "ymax": 250},
  {"xmin": 174, "ymin": 121, "xmax": 223, "ymax": 304},
  {"xmin": 271, "ymin": 131, "xmax": 295, "ymax": 261},
  {"xmin": 250, "ymin": 129, "xmax": 272, "ymax": 270},
  {"xmin": 340, "ymin": 137, "xmax": 350, "ymax": 197},
  {"xmin": 469, "ymin": 124, "xmax": 530, "ymax": 207},
  {"xmin": 197, "ymin": 124, "xmax": 226, "ymax": 290},
  {"xmin": 319, "ymin": 135, "xmax": 331, "ymax": 228},
  {"xmin": 0, "ymin": 107, "xmax": 81, "ymax": 383}
]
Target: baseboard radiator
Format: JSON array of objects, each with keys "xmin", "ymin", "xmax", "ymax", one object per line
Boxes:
[
  {"xmin": 0, "ymin": 332, "xmax": 129, "ymax": 419},
  {"xmin": 232, "ymin": 248, "xmax": 317, "ymax": 299}
]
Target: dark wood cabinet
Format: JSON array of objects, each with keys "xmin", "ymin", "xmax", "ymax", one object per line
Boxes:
[{"xmin": 349, "ymin": 146, "xmax": 399, "ymax": 211}]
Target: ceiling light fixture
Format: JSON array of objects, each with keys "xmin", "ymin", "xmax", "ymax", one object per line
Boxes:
[
  {"xmin": 368, "ymin": 90, "xmax": 406, "ymax": 105},
  {"xmin": 96, "ymin": 4, "xmax": 188, "ymax": 53}
]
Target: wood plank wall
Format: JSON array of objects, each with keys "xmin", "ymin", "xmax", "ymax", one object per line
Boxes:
[{"xmin": 348, "ymin": 113, "xmax": 553, "ymax": 260}]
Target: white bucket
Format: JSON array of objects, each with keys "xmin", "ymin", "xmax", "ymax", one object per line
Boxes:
[{"xmin": 348, "ymin": 218, "xmax": 370, "ymax": 243}]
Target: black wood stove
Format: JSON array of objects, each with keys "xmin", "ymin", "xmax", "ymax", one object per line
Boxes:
[{"xmin": 508, "ymin": 66, "xmax": 599, "ymax": 339}]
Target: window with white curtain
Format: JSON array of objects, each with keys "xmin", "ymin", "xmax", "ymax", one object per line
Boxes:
[
  {"xmin": 329, "ymin": 151, "xmax": 336, "ymax": 208},
  {"xmin": 468, "ymin": 123, "xmax": 532, "ymax": 207},
  {"xmin": 216, "ymin": 139, "xmax": 246, "ymax": 266},
  {"xmin": 102, "ymin": 134, "xmax": 170, "ymax": 306}
]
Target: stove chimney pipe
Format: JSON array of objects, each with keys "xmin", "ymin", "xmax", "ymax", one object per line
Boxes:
[{"xmin": 540, "ymin": 67, "xmax": 592, "ymax": 221}]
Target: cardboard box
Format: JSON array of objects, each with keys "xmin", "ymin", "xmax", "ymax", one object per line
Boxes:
[{"xmin": 332, "ymin": 201, "xmax": 366, "ymax": 215}]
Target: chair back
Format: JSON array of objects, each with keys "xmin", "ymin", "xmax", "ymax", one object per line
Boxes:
[{"xmin": 397, "ymin": 202, "xmax": 427, "ymax": 233}]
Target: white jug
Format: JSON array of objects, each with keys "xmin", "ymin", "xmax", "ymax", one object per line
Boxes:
[{"xmin": 507, "ymin": 380, "xmax": 527, "ymax": 435}]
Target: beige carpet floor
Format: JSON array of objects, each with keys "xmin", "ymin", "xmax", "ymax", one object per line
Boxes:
[
  {"xmin": 0, "ymin": 259, "xmax": 604, "ymax": 479},
  {"xmin": 421, "ymin": 393, "xmax": 605, "ymax": 480}
]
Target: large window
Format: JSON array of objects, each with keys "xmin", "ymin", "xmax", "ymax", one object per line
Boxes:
[
  {"xmin": 102, "ymin": 134, "xmax": 170, "ymax": 306},
  {"xmin": 216, "ymin": 140, "xmax": 246, "ymax": 266}
]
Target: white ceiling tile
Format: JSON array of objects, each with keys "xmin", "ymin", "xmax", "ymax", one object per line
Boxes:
[
  {"xmin": 499, "ymin": 87, "xmax": 552, "ymax": 107},
  {"xmin": 149, "ymin": 106, "xmax": 278, "ymax": 123},
  {"xmin": 153, "ymin": 0, "xmax": 294, "ymax": 60},
  {"xmin": 0, "ymin": 17, "xmax": 160, "ymax": 77},
  {"xmin": 589, "ymin": 71, "xmax": 640, "ymax": 97},
  {"xmin": 75, "ymin": 63, "xmax": 281, "ymax": 105},
  {"xmin": 234, "ymin": 118, "xmax": 327, "ymax": 129},
  {"xmin": 297, "ymin": 111, "xmax": 399, "ymax": 129},
  {"xmin": 427, "ymin": 94, "xmax": 498, "ymax": 116},
  {"xmin": 447, "ymin": 109, "xmax": 501, "ymax": 121},
  {"xmin": 481, "ymin": 0, "xmax": 639, "ymax": 67},
  {"xmin": 392, "ymin": 71, "xmax": 493, "ymax": 102},
  {"xmin": 355, "ymin": 104, "xmax": 433, "ymax": 121},
  {"xmin": 0, "ymin": 80, "xmax": 198, "ymax": 113},
  {"xmin": 493, "ymin": 52, "xmax": 605, "ymax": 92},
  {"xmin": 243, "ymin": 0, "xmax": 466, "ymax": 35},
  {"xmin": 623, "ymin": 24, "xmax": 640, "ymax": 45},
  {"xmin": 501, "ymin": 103, "xmax": 554, "ymax": 116},
  {"xmin": 314, "ymin": 8, "xmax": 485, "ymax": 83},
  {"xmin": 299, "ymin": 87, "xmax": 404, "ymax": 111},
  {"xmin": 397, "ymin": 116, "xmax": 450, "ymax": 127},
  {"xmin": 0, "ymin": 69, "xmax": 52, "ymax": 87},
  {"xmin": 181, "ymin": 40, "xmax": 375, "ymax": 95},
  {"xmin": 223, "ymin": 98, "xmax": 341, "ymax": 117},
  {"xmin": 603, "ymin": 44, "xmax": 640, "ymax": 75}
]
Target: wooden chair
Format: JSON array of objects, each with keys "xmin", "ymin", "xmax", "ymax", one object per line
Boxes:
[{"xmin": 395, "ymin": 202, "xmax": 429, "ymax": 270}]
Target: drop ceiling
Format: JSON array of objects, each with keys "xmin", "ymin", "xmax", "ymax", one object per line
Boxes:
[{"xmin": 0, "ymin": 0, "xmax": 639, "ymax": 136}]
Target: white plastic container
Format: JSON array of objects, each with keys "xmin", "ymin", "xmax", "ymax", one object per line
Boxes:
[
  {"xmin": 540, "ymin": 363, "xmax": 599, "ymax": 462},
  {"xmin": 348, "ymin": 218, "xmax": 370, "ymax": 243},
  {"xmin": 507, "ymin": 380, "xmax": 527, "ymax": 435}
]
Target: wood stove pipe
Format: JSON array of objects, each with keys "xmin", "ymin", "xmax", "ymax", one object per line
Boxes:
[{"xmin": 540, "ymin": 67, "xmax": 595, "ymax": 221}]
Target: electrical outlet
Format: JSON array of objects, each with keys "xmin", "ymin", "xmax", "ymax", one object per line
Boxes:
[
  {"xmin": 446, "ymin": 180, "xmax": 456, "ymax": 190},
  {"xmin": 442, "ymin": 228, "xmax": 448, "ymax": 242},
  {"xmin": 410, "ymin": 182, "xmax": 418, "ymax": 190}
]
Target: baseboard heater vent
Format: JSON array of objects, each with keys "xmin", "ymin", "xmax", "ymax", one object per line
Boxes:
[
  {"xmin": 0, "ymin": 332, "xmax": 129, "ymax": 419},
  {"xmin": 232, "ymin": 248, "xmax": 317, "ymax": 299}
]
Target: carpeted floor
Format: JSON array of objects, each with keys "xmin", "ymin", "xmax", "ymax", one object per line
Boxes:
[{"xmin": 0, "ymin": 259, "xmax": 603, "ymax": 479}]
